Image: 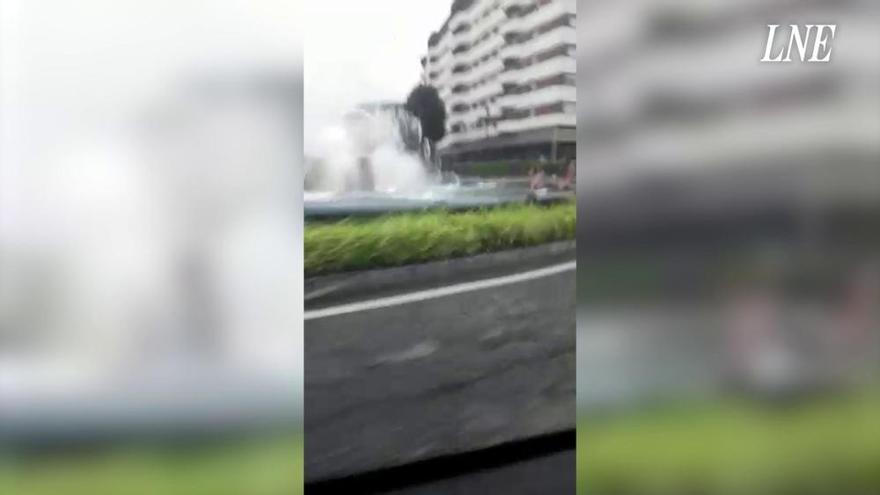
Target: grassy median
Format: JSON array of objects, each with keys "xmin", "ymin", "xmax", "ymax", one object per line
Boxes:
[
  {"xmin": 1, "ymin": 434, "xmax": 303, "ymax": 495},
  {"xmin": 577, "ymin": 391, "xmax": 880, "ymax": 494},
  {"xmin": 305, "ymin": 201, "xmax": 575, "ymax": 276}
]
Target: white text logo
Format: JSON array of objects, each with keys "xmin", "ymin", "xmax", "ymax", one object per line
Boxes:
[{"xmin": 761, "ymin": 24, "xmax": 837, "ymax": 63}]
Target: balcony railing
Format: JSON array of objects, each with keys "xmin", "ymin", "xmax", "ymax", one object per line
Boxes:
[
  {"xmin": 498, "ymin": 56, "xmax": 575, "ymax": 86},
  {"xmin": 495, "ymin": 110, "xmax": 575, "ymax": 133},
  {"xmin": 502, "ymin": 23, "xmax": 574, "ymax": 57},
  {"xmin": 452, "ymin": 22, "xmax": 471, "ymax": 35}
]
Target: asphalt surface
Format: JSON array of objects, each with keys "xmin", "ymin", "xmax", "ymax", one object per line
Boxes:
[{"xmin": 305, "ymin": 262, "xmax": 576, "ymax": 484}]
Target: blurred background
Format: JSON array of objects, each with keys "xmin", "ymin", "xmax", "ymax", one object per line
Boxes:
[
  {"xmin": 577, "ymin": 0, "xmax": 880, "ymax": 493},
  {"xmin": 0, "ymin": 1, "xmax": 303, "ymax": 494}
]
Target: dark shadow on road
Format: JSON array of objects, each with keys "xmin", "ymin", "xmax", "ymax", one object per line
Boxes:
[{"xmin": 304, "ymin": 429, "xmax": 574, "ymax": 494}]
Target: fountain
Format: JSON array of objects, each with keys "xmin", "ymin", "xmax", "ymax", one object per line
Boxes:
[
  {"xmin": 1, "ymin": 73, "xmax": 303, "ymax": 446},
  {"xmin": 304, "ymin": 106, "xmax": 531, "ymax": 220}
]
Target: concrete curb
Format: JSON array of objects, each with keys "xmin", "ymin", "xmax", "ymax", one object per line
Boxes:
[
  {"xmin": 305, "ymin": 240, "xmax": 576, "ymax": 308},
  {"xmin": 304, "ymin": 192, "xmax": 573, "ymax": 220}
]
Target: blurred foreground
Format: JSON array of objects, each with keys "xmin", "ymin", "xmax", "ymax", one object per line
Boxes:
[{"xmin": 0, "ymin": 1, "xmax": 303, "ymax": 493}]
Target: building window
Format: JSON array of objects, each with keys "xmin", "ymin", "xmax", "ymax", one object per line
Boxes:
[
  {"xmin": 533, "ymin": 102, "xmax": 565, "ymax": 116},
  {"xmin": 520, "ymin": 5, "xmax": 538, "ymax": 17},
  {"xmin": 503, "ymin": 82, "xmax": 531, "ymax": 95},
  {"xmin": 534, "ymin": 44, "xmax": 574, "ymax": 63},
  {"xmin": 501, "ymin": 107, "xmax": 530, "ymax": 120},
  {"xmin": 502, "ymin": 57, "xmax": 528, "ymax": 71},
  {"xmin": 535, "ymin": 74, "xmax": 563, "ymax": 89},
  {"xmin": 504, "ymin": 31, "xmax": 533, "ymax": 45},
  {"xmin": 537, "ymin": 14, "xmax": 574, "ymax": 35}
]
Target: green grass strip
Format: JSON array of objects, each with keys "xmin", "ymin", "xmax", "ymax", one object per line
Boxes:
[
  {"xmin": 305, "ymin": 201, "xmax": 575, "ymax": 276},
  {"xmin": 1, "ymin": 435, "xmax": 303, "ymax": 495},
  {"xmin": 577, "ymin": 391, "xmax": 880, "ymax": 494}
]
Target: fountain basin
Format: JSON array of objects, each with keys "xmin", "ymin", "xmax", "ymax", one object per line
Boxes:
[{"xmin": 305, "ymin": 180, "xmax": 572, "ymax": 220}]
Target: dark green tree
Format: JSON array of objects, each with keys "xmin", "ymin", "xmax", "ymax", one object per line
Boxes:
[{"xmin": 405, "ymin": 84, "xmax": 446, "ymax": 165}]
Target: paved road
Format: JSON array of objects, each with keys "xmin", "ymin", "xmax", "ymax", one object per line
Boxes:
[{"xmin": 305, "ymin": 263, "xmax": 576, "ymax": 483}]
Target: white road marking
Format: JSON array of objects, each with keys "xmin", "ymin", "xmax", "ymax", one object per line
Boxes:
[
  {"xmin": 304, "ymin": 281, "xmax": 351, "ymax": 301},
  {"xmin": 305, "ymin": 261, "xmax": 576, "ymax": 321}
]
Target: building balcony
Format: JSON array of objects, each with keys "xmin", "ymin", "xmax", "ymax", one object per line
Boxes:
[
  {"xmin": 503, "ymin": 0, "xmax": 575, "ymax": 37},
  {"xmin": 451, "ymin": 101, "xmax": 471, "ymax": 114},
  {"xmin": 496, "ymin": 84, "xmax": 575, "ymax": 110},
  {"xmin": 451, "ymin": 63, "xmax": 471, "ymax": 75},
  {"xmin": 469, "ymin": 78, "xmax": 504, "ymax": 102},
  {"xmin": 428, "ymin": 53, "xmax": 452, "ymax": 76},
  {"xmin": 455, "ymin": 18, "xmax": 504, "ymax": 56},
  {"xmin": 502, "ymin": 0, "xmax": 537, "ymax": 16},
  {"xmin": 461, "ymin": 57, "xmax": 504, "ymax": 86},
  {"xmin": 452, "ymin": 20, "xmax": 471, "ymax": 35},
  {"xmin": 447, "ymin": 92, "xmax": 471, "ymax": 111},
  {"xmin": 595, "ymin": 93, "xmax": 879, "ymax": 175},
  {"xmin": 495, "ymin": 110, "xmax": 575, "ymax": 134},
  {"xmin": 450, "ymin": 37, "xmax": 503, "ymax": 76},
  {"xmin": 451, "ymin": 82, "xmax": 471, "ymax": 94},
  {"xmin": 500, "ymin": 24, "xmax": 575, "ymax": 60},
  {"xmin": 498, "ymin": 55, "xmax": 576, "ymax": 85},
  {"xmin": 428, "ymin": 27, "xmax": 453, "ymax": 55},
  {"xmin": 441, "ymin": 122, "xmax": 500, "ymax": 147}
]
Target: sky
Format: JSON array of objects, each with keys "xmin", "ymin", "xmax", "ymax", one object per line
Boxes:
[{"xmin": 304, "ymin": 0, "xmax": 450, "ymax": 154}]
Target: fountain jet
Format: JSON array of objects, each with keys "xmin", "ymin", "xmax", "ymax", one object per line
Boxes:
[{"xmin": 305, "ymin": 105, "xmax": 434, "ymax": 195}]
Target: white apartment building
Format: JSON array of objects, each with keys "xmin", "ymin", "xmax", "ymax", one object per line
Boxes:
[
  {"xmin": 421, "ymin": 0, "xmax": 576, "ymax": 164},
  {"xmin": 578, "ymin": 0, "xmax": 880, "ymax": 202}
]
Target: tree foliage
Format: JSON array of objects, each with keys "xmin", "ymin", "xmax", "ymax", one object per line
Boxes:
[{"xmin": 405, "ymin": 84, "xmax": 446, "ymax": 144}]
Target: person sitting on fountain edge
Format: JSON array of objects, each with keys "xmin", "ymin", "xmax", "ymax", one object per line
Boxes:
[
  {"xmin": 557, "ymin": 159, "xmax": 576, "ymax": 191},
  {"xmin": 526, "ymin": 165, "xmax": 547, "ymax": 203}
]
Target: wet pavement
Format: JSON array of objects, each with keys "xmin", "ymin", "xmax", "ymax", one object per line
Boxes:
[{"xmin": 305, "ymin": 266, "xmax": 576, "ymax": 482}]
